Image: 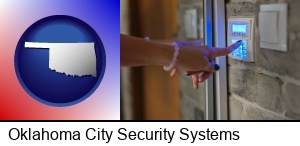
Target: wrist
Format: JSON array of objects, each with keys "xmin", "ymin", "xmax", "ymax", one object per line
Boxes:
[
  {"xmin": 156, "ymin": 43, "xmax": 174, "ymax": 67},
  {"xmin": 144, "ymin": 37, "xmax": 177, "ymax": 69},
  {"xmin": 160, "ymin": 42, "xmax": 180, "ymax": 71}
]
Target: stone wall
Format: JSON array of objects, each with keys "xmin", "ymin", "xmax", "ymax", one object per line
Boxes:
[
  {"xmin": 227, "ymin": 0, "xmax": 300, "ymax": 120},
  {"xmin": 178, "ymin": 0, "xmax": 300, "ymax": 120}
]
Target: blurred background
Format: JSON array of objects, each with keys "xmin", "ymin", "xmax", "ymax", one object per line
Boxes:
[{"xmin": 120, "ymin": 0, "xmax": 205, "ymax": 120}]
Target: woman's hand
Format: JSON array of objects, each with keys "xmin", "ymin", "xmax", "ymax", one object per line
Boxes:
[
  {"xmin": 171, "ymin": 40, "xmax": 242, "ymax": 89},
  {"xmin": 169, "ymin": 39, "xmax": 204, "ymax": 76}
]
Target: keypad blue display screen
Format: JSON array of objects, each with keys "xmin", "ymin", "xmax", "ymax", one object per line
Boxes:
[
  {"xmin": 231, "ymin": 39, "xmax": 247, "ymax": 59},
  {"xmin": 232, "ymin": 24, "xmax": 247, "ymax": 33}
]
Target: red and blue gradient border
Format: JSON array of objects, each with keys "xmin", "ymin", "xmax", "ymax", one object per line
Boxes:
[{"xmin": 0, "ymin": 0, "xmax": 120, "ymax": 120}]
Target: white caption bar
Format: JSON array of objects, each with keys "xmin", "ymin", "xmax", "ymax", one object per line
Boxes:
[{"xmin": 0, "ymin": 122, "xmax": 297, "ymax": 146}]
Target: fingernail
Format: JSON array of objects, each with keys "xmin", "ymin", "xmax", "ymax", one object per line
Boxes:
[{"xmin": 215, "ymin": 64, "xmax": 220, "ymax": 71}]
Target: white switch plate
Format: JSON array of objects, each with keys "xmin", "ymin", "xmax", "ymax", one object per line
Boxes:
[
  {"xmin": 184, "ymin": 9, "xmax": 197, "ymax": 39},
  {"xmin": 259, "ymin": 3, "xmax": 287, "ymax": 52},
  {"xmin": 260, "ymin": 11, "xmax": 278, "ymax": 43}
]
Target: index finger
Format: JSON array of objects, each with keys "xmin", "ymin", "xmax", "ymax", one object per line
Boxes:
[{"xmin": 210, "ymin": 40, "xmax": 242, "ymax": 58}]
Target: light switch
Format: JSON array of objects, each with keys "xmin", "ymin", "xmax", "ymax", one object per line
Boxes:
[
  {"xmin": 259, "ymin": 11, "xmax": 278, "ymax": 43},
  {"xmin": 259, "ymin": 3, "xmax": 287, "ymax": 52}
]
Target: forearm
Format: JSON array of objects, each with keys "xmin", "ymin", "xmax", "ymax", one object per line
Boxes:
[{"xmin": 120, "ymin": 34, "xmax": 173, "ymax": 67}]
